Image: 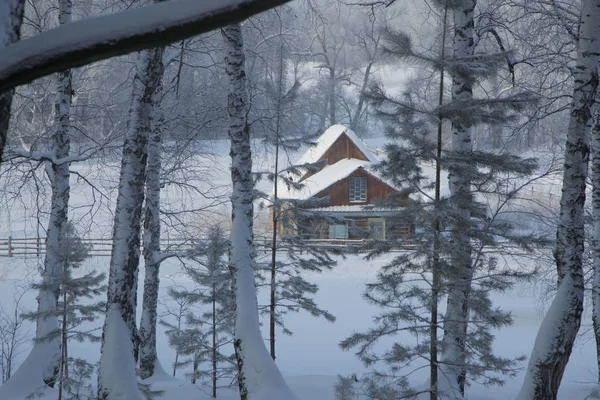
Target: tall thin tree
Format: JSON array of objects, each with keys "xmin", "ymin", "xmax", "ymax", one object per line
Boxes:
[
  {"xmin": 138, "ymin": 35, "xmax": 166, "ymax": 381},
  {"xmin": 518, "ymin": 0, "xmax": 600, "ymax": 398},
  {"xmin": 97, "ymin": 43, "xmax": 165, "ymax": 400},
  {"xmin": 221, "ymin": 22, "xmax": 297, "ymax": 400}
]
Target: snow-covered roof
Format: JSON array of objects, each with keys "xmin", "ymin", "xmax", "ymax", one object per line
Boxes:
[
  {"xmin": 278, "ymin": 158, "xmax": 369, "ymax": 200},
  {"xmin": 277, "ymin": 158, "xmax": 397, "ymax": 201},
  {"xmin": 295, "ymin": 124, "xmax": 379, "ymax": 166},
  {"xmin": 308, "ymin": 205, "xmax": 405, "ymax": 214}
]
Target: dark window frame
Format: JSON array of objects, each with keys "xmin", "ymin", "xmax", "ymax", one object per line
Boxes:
[{"xmin": 349, "ymin": 176, "xmax": 367, "ymax": 202}]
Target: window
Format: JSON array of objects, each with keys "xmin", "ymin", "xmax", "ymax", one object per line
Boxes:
[
  {"xmin": 349, "ymin": 176, "xmax": 367, "ymax": 202},
  {"xmin": 329, "ymin": 224, "xmax": 348, "ymax": 239}
]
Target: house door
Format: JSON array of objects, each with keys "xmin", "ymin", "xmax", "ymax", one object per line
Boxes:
[{"xmin": 368, "ymin": 218, "xmax": 385, "ymax": 240}]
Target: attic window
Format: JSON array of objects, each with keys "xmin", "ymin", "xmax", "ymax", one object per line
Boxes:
[{"xmin": 349, "ymin": 176, "xmax": 367, "ymax": 202}]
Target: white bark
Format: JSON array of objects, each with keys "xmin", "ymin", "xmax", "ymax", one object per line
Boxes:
[
  {"xmin": 2, "ymin": 0, "xmax": 72, "ymax": 389},
  {"xmin": 440, "ymin": 0, "xmax": 476, "ymax": 397},
  {"xmin": 594, "ymin": 117, "xmax": 600, "ymax": 382},
  {"xmin": 222, "ymin": 23, "xmax": 297, "ymax": 400},
  {"xmin": 98, "ymin": 46, "xmax": 164, "ymax": 400},
  {"xmin": 0, "ymin": 0, "xmax": 292, "ymax": 168},
  {"xmin": 517, "ymin": 0, "xmax": 600, "ymax": 398},
  {"xmin": 139, "ymin": 53, "xmax": 165, "ymax": 379},
  {"xmin": 0, "ymin": 0, "xmax": 24, "ymax": 164}
]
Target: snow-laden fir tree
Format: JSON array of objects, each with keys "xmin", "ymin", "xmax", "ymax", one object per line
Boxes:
[
  {"xmin": 158, "ymin": 284, "xmax": 192, "ymax": 377},
  {"xmin": 24, "ymin": 222, "xmax": 106, "ymax": 400},
  {"xmin": 221, "ymin": 22, "xmax": 297, "ymax": 400},
  {"xmin": 163, "ymin": 225, "xmax": 236, "ymax": 397},
  {"xmin": 340, "ymin": 4, "xmax": 542, "ymax": 398}
]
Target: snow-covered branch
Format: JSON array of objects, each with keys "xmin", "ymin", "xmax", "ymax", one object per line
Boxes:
[{"xmin": 0, "ymin": 0, "xmax": 293, "ymax": 93}]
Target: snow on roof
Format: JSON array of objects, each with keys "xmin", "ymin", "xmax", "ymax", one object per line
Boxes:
[
  {"xmin": 295, "ymin": 124, "xmax": 379, "ymax": 166},
  {"xmin": 278, "ymin": 158, "xmax": 371, "ymax": 200},
  {"xmin": 277, "ymin": 158, "xmax": 398, "ymax": 201},
  {"xmin": 308, "ymin": 205, "xmax": 405, "ymax": 213}
]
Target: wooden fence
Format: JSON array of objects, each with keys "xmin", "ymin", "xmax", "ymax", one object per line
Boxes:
[
  {"xmin": 0, "ymin": 236, "xmax": 520, "ymax": 259},
  {"xmin": 0, "ymin": 236, "xmax": 402, "ymax": 258},
  {"xmin": 0, "ymin": 236, "xmax": 203, "ymax": 258}
]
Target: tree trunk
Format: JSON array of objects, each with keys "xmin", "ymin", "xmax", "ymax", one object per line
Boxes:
[
  {"xmin": 329, "ymin": 68, "xmax": 336, "ymax": 125},
  {"xmin": 269, "ymin": 29, "xmax": 285, "ymax": 361},
  {"xmin": 212, "ymin": 280, "xmax": 217, "ymax": 398},
  {"xmin": 97, "ymin": 45, "xmax": 164, "ymax": 400},
  {"xmin": 138, "ymin": 44, "xmax": 165, "ymax": 381},
  {"xmin": 26, "ymin": 0, "xmax": 73, "ymax": 388},
  {"xmin": 431, "ymin": 6, "xmax": 449, "ymax": 399},
  {"xmin": 439, "ymin": 0, "xmax": 476, "ymax": 396},
  {"xmin": 58, "ymin": 272, "xmax": 68, "ymax": 400},
  {"xmin": 517, "ymin": 0, "xmax": 600, "ymax": 398},
  {"xmin": 594, "ymin": 117, "xmax": 600, "ymax": 383},
  {"xmin": 350, "ymin": 60, "xmax": 373, "ymax": 133},
  {"xmin": 221, "ymin": 23, "xmax": 296, "ymax": 400},
  {"xmin": 0, "ymin": 0, "xmax": 24, "ymax": 164}
]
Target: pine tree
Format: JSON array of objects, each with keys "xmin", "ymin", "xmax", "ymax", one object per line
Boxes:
[
  {"xmin": 252, "ymin": 7, "xmax": 338, "ymax": 360},
  {"xmin": 340, "ymin": 5, "xmax": 541, "ymax": 398},
  {"xmin": 162, "ymin": 226, "xmax": 236, "ymax": 397},
  {"xmin": 24, "ymin": 222, "xmax": 106, "ymax": 400}
]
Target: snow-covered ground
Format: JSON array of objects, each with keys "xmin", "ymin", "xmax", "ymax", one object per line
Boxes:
[
  {"xmin": 0, "ymin": 252, "xmax": 599, "ymax": 399},
  {"xmin": 0, "ymin": 139, "xmax": 593, "ymax": 399}
]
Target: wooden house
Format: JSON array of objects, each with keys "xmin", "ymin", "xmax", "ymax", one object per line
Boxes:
[{"xmin": 275, "ymin": 125, "xmax": 413, "ymax": 240}]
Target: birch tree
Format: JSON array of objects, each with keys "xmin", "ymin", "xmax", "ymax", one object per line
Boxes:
[
  {"xmin": 0, "ymin": 0, "xmax": 294, "ymax": 166},
  {"xmin": 0, "ymin": 0, "xmax": 73, "ymax": 392},
  {"xmin": 97, "ymin": 44, "xmax": 165, "ymax": 400},
  {"xmin": 439, "ymin": 0, "xmax": 478, "ymax": 394},
  {"xmin": 221, "ymin": 22, "xmax": 297, "ymax": 400},
  {"xmin": 138, "ymin": 40, "xmax": 166, "ymax": 381},
  {"xmin": 518, "ymin": 0, "xmax": 600, "ymax": 398},
  {"xmin": 593, "ymin": 115, "xmax": 600, "ymax": 383},
  {"xmin": 0, "ymin": 0, "xmax": 24, "ymax": 163}
]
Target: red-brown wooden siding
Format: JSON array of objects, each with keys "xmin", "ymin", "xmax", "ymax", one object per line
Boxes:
[
  {"xmin": 320, "ymin": 133, "xmax": 369, "ymax": 165},
  {"xmin": 300, "ymin": 133, "xmax": 369, "ymax": 181},
  {"xmin": 314, "ymin": 168, "xmax": 402, "ymax": 206}
]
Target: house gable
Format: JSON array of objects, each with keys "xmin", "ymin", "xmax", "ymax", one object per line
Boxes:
[
  {"xmin": 300, "ymin": 132, "xmax": 372, "ymax": 181},
  {"xmin": 313, "ymin": 168, "xmax": 403, "ymax": 207},
  {"xmin": 295, "ymin": 125, "xmax": 378, "ymax": 181}
]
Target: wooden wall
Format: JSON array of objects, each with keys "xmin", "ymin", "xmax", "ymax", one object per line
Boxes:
[
  {"xmin": 300, "ymin": 133, "xmax": 369, "ymax": 181},
  {"xmin": 320, "ymin": 133, "xmax": 369, "ymax": 165},
  {"xmin": 315, "ymin": 169, "xmax": 402, "ymax": 206}
]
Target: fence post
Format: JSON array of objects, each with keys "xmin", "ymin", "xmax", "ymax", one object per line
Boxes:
[
  {"xmin": 7, "ymin": 236, "xmax": 12, "ymax": 257},
  {"xmin": 37, "ymin": 236, "xmax": 41, "ymax": 257}
]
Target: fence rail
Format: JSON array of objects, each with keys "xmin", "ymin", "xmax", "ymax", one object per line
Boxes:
[
  {"xmin": 0, "ymin": 235, "xmax": 415, "ymax": 258},
  {"xmin": 0, "ymin": 236, "xmax": 203, "ymax": 258},
  {"xmin": 0, "ymin": 235, "xmax": 527, "ymax": 259}
]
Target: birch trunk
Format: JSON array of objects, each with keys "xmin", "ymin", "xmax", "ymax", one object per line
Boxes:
[
  {"xmin": 0, "ymin": 0, "xmax": 24, "ymax": 163},
  {"xmin": 138, "ymin": 46, "xmax": 165, "ymax": 381},
  {"xmin": 594, "ymin": 117, "xmax": 600, "ymax": 382},
  {"xmin": 221, "ymin": 23, "xmax": 297, "ymax": 400},
  {"xmin": 2, "ymin": 0, "xmax": 72, "ymax": 390},
  {"xmin": 517, "ymin": 0, "xmax": 600, "ymax": 398},
  {"xmin": 97, "ymin": 45, "xmax": 164, "ymax": 400},
  {"xmin": 439, "ymin": 0, "xmax": 476, "ymax": 396},
  {"xmin": 37, "ymin": 0, "xmax": 74, "ymax": 386}
]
